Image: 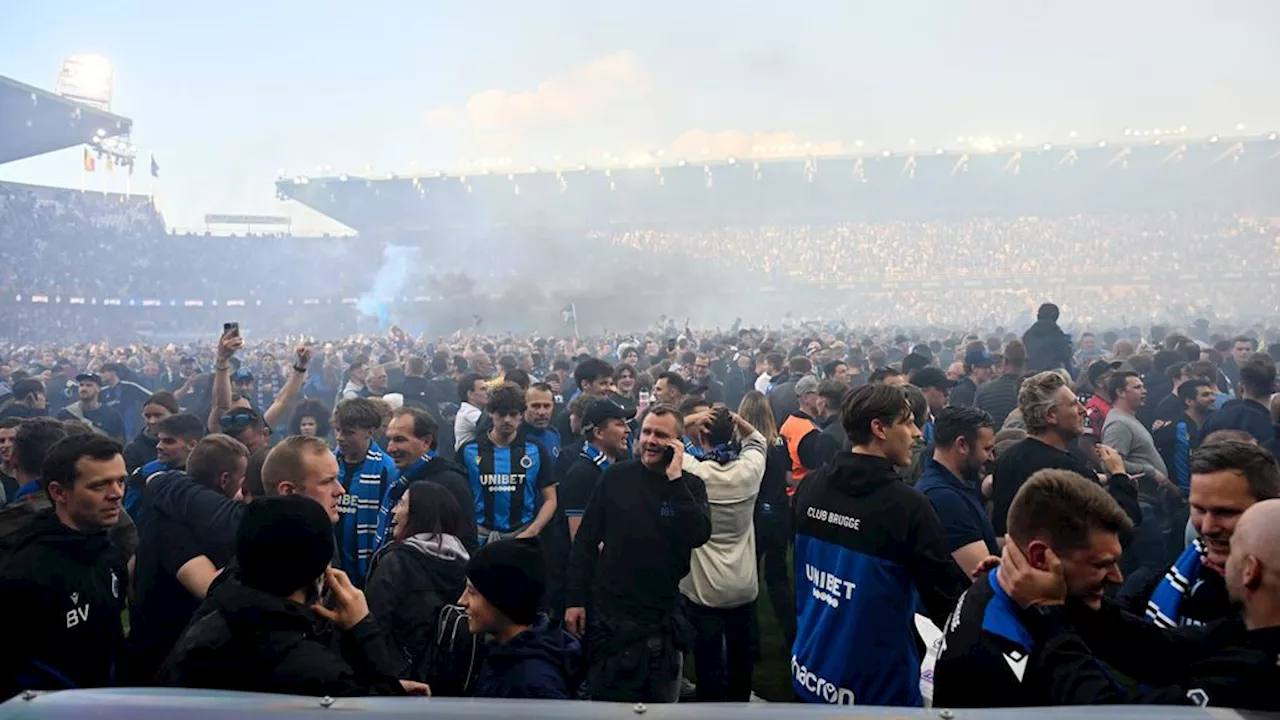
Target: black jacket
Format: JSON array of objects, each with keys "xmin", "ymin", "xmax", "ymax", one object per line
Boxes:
[
  {"xmin": 123, "ymin": 432, "xmax": 158, "ymax": 474},
  {"xmin": 1022, "ymin": 319, "xmax": 1073, "ymax": 373},
  {"xmin": 473, "ymin": 616, "xmax": 582, "ymax": 699},
  {"xmin": 0, "ymin": 511, "xmax": 128, "ymax": 699},
  {"xmin": 364, "ymin": 533, "xmax": 468, "ymax": 679},
  {"xmin": 392, "ymin": 375, "xmax": 439, "ymax": 413},
  {"xmin": 380, "ymin": 457, "xmax": 477, "ymax": 554},
  {"xmin": 1029, "ymin": 602, "xmax": 1280, "ymax": 711},
  {"xmin": 992, "ymin": 437, "xmax": 1142, "ymax": 537},
  {"xmin": 566, "ymin": 459, "xmax": 711, "ymax": 621},
  {"xmin": 156, "ymin": 576, "xmax": 405, "ymax": 696}
]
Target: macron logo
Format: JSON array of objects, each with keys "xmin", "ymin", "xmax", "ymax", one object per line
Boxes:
[{"xmin": 1002, "ymin": 651, "xmax": 1028, "ymax": 682}]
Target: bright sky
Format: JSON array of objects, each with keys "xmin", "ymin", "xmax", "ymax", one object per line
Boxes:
[{"xmin": 2, "ymin": 0, "xmax": 1277, "ymax": 232}]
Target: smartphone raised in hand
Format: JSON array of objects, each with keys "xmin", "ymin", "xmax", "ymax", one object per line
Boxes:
[
  {"xmin": 661, "ymin": 446, "xmax": 676, "ymax": 467},
  {"xmin": 223, "ymin": 322, "xmax": 239, "ymax": 335}
]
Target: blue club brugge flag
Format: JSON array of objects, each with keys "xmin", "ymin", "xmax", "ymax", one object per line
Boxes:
[
  {"xmin": 561, "ymin": 303, "xmax": 577, "ymax": 326},
  {"xmin": 150, "ymin": 154, "xmax": 160, "ymax": 178}
]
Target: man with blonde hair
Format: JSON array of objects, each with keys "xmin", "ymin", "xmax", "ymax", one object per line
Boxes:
[{"xmin": 991, "ymin": 371, "xmax": 1141, "ymax": 538}]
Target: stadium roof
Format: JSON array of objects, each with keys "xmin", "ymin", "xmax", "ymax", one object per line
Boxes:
[
  {"xmin": 0, "ymin": 74, "xmax": 132, "ymax": 165},
  {"xmin": 279, "ymin": 134, "xmax": 1280, "ymax": 233}
]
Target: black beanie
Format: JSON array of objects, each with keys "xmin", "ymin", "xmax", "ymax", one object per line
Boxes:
[
  {"xmin": 466, "ymin": 537, "xmax": 545, "ymax": 626},
  {"xmin": 237, "ymin": 495, "xmax": 334, "ymax": 597}
]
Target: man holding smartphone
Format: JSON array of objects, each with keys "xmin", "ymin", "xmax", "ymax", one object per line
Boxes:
[{"xmin": 565, "ymin": 404, "xmax": 711, "ymax": 703}]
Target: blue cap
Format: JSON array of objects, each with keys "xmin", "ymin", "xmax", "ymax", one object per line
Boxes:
[{"xmin": 232, "ymin": 368, "xmax": 254, "ymax": 383}]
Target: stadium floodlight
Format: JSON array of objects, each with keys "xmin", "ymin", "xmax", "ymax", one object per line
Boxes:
[
  {"xmin": 1209, "ymin": 135, "xmax": 1220, "ymax": 143},
  {"xmin": 339, "ymin": 174, "xmax": 349, "ymax": 181},
  {"xmin": 727, "ymin": 157, "xmax": 737, "ymax": 165},
  {"xmin": 1014, "ymin": 133, "xmax": 1024, "ymax": 142},
  {"xmin": 1269, "ymin": 132, "xmax": 1277, "ymax": 141},
  {"xmin": 1068, "ymin": 130, "xmax": 1078, "ymax": 139},
  {"xmin": 955, "ymin": 135, "xmax": 965, "ymax": 144},
  {"xmin": 58, "ymin": 55, "xmax": 115, "ymax": 111},
  {"xmin": 1235, "ymin": 122, "xmax": 1246, "ymax": 131},
  {"xmin": 855, "ymin": 140, "xmax": 865, "ymax": 148},
  {"xmin": 1098, "ymin": 140, "xmax": 1107, "ymax": 147},
  {"xmin": 1178, "ymin": 125, "xmax": 1188, "ymax": 133},
  {"xmin": 935, "ymin": 147, "xmax": 944, "ymax": 155},
  {"xmin": 1123, "ymin": 128, "xmax": 1132, "ymax": 136},
  {"xmin": 1042, "ymin": 143, "xmax": 1053, "ymax": 150},
  {"xmin": 881, "ymin": 150, "xmax": 891, "ymax": 157}
]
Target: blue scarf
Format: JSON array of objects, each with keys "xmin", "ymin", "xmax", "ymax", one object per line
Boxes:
[
  {"xmin": 580, "ymin": 441, "xmax": 612, "ymax": 473},
  {"xmin": 683, "ymin": 436, "xmax": 706, "ymax": 459},
  {"xmin": 374, "ymin": 450, "xmax": 435, "ymax": 547},
  {"xmin": 704, "ymin": 442, "xmax": 740, "ymax": 465},
  {"xmin": 1146, "ymin": 539, "xmax": 1206, "ymax": 628},
  {"xmin": 335, "ymin": 441, "xmax": 395, "ymax": 583}
]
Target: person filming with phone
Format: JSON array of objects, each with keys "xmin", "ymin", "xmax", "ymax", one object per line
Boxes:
[{"xmin": 564, "ymin": 403, "xmax": 711, "ymax": 703}]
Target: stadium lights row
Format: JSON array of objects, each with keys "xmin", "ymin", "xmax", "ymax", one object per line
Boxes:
[{"xmin": 279, "ymin": 127, "xmax": 1276, "ymax": 184}]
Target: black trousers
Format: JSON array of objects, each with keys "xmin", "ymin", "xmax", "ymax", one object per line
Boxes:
[
  {"xmin": 585, "ymin": 614, "xmax": 685, "ymax": 703},
  {"xmin": 755, "ymin": 514, "xmax": 796, "ymax": 649},
  {"xmin": 684, "ymin": 598, "xmax": 756, "ymax": 702}
]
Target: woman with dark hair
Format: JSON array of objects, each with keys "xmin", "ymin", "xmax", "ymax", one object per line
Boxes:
[
  {"xmin": 364, "ymin": 482, "xmax": 471, "ymax": 681},
  {"xmin": 288, "ymin": 398, "xmax": 332, "ymax": 439}
]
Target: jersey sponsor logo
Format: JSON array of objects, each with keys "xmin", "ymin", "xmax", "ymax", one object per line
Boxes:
[
  {"xmin": 336, "ymin": 492, "xmax": 359, "ymax": 514},
  {"xmin": 479, "ymin": 473, "xmax": 526, "ymax": 492},
  {"xmin": 791, "ymin": 655, "xmax": 855, "ymax": 704},
  {"xmin": 1002, "ymin": 650, "xmax": 1028, "ymax": 682},
  {"xmin": 805, "ymin": 505, "xmax": 861, "ymax": 530},
  {"xmin": 804, "ymin": 563, "xmax": 857, "ymax": 609}
]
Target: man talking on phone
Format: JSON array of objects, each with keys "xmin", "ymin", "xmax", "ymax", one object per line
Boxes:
[{"xmin": 565, "ymin": 403, "xmax": 711, "ymax": 703}]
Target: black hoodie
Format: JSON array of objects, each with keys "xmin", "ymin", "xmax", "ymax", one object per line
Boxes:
[
  {"xmin": 157, "ymin": 575, "xmax": 405, "ymax": 696},
  {"xmin": 364, "ymin": 533, "xmax": 469, "ymax": 679},
  {"xmin": 1022, "ymin": 319, "xmax": 1073, "ymax": 373},
  {"xmin": 0, "ymin": 510, "xmax": 128, "ymax": 699},
  {"xmin": 472, "ymin": 615, "xmax": 582, "ymax": 699}
]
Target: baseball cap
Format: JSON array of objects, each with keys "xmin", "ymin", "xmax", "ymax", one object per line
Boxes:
[
  {"xmin": 911, "ymin": 367, "xmax": 955, "ymax": 391},
  {"xmin": 220, "ymin": 407, "xmax": 267, "ymax": 434},
  {"xmin": 74, "ymin": 373, "xmax": 102, "ymax": 385},
  {"xmin": 582, "ymin": 397, "xmax": 635, "ymax": 431},
  {"xmin": 232, "ymin": 368, "xmax": 254, "ymax": 383},
  {"xmin": 795, "ymin": 375, "xmax": 821, "ymax": 397},
  {"xmin": 1087, "ymin": 360, "xmax": 1123, "ymax": 386},
  {"xmin": 964, "ymin": 349, "xmax": 994, "ymax": 368}
]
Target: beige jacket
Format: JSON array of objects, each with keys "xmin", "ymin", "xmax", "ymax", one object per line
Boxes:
[{"xmin": 678, "ymin": 430, "xmax": 766, "ymax": 608}]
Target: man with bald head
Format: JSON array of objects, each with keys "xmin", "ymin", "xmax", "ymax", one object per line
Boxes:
[{"xmin": 998, "ymin": 478, "xmax": 1280, "ymax": 710}]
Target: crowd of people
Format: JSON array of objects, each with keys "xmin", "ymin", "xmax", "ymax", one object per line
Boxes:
[
  {"xmin": 603, "ymin": 214, "xmax": 1280, "ymax": 284},
  {"xmin": 1, "ymin": 299, "xmax": 1279, "ymax": 710}
]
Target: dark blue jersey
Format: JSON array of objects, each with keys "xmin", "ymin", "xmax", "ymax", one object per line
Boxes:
[{"xmin": 460, "ymin": 433, "xmax": 555, "ymax": 536}]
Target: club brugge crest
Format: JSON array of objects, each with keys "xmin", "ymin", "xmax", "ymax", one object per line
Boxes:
[{"xmin": 519, "ymin": 454, "xmax": 533, "ymax": 469}]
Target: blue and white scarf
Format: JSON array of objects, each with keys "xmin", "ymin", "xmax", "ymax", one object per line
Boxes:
[
  {"xmin": 374, "ymin": 451, "xmax": 436, "ymax": 547},
  {"xmin": 683, "ymin": 436, "xmax": 706, "ymax": 459},
  {"xmin": 1146, "ymin": 539, "xmax": 1206, "ymax": 629},
  {"xmin": 335, "ymin": 442, "xmax": 395, "ymax": 583},
  {"xmin": 581, "ymin": 441, "xmax": 613, "ymax": 473}
]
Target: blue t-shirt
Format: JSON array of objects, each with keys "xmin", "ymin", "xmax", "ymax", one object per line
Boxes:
[{"xmin": 915, "ymin": 458, "xmax": 998, "ymax": 555}]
